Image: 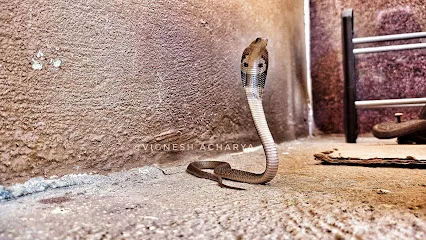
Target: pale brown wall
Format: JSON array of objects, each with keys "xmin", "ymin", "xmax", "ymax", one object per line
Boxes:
[{"xmin": 0, "ymin": 0, "xmax": 307, "ymax": 184}]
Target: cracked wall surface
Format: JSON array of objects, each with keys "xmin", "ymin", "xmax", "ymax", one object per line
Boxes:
[
  {"xmin": 311, "ymin": 1, "xmax": 426, "ymax": 133},
  {"xmin": 0, "ymin": 0, "xmax": 307, "ymax": 184}
]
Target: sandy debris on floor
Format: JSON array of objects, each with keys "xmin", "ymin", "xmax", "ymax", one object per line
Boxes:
[{"xmin": 1, "ymin": 136, "xmax": 426, "ymax": 239}]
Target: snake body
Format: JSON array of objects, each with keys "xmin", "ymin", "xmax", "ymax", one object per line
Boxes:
[{"xmin": 186, "ymin": 38, "xmax": 278, "ymax": 189}]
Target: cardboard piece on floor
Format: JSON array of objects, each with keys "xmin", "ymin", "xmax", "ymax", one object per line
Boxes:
[{"xmin": 315, "ymin": 139, "xmax": 426, "ymax": 167}]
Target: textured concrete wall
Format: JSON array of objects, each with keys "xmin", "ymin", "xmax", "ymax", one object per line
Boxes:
[
  {"xmin": 311, "ymin": 1, "xmax": 426, "ymax": 133},
  {"xmin": 0, "ymin": 0, "xmax": 307, "ymax": 183}
]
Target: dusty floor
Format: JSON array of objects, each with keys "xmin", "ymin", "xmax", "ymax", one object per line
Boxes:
[{"xmin": 1, "ymin": 135, "xmax": 426, "ymax": 239}]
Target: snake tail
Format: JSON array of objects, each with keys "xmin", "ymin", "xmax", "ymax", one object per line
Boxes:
[{"xmin": 186, "ymin": 162, "xmax": 246, "ymax": 190}]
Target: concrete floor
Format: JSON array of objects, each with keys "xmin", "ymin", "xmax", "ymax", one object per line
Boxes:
[{"xmin": 1, "ymin": 136, "xmax": 426, "ymax": 239}]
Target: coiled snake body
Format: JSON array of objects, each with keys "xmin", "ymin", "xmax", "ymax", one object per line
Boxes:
[{"xmin": 186, "ymin": 38, "xmax": 278, "ymax": 190}]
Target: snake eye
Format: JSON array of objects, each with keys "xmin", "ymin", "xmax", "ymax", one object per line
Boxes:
[
  {"xmin": 243, "ymin": 62, "xmax": 248, "ymax": 67},
  {"xmin": 258, "ymin": 63, "xmax": 263, "ymax": 68},
  {"xmin": 255, "ymin": 38, "xmax": 260, "ymax": 43}
]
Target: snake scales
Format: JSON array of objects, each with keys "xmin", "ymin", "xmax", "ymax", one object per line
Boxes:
[{"xmin": 186, "ymin": 38, "xmax": 278, "ymax": 190}]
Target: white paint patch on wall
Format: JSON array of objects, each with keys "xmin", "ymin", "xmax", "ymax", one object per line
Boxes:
[
  {"xmin": 51, "ymin": 58, "xmax": 62, "ymax": 68},
  {"xmin": 31, "ymin": 59, "xmax": 43, "ymax": 70},
  {"xmin": 36, "ymin": 50, "xmax": 44, "ymax": 58},
  {"xmin": 31, "ymin": 49, "xmax": 62, "ymax": 70}
]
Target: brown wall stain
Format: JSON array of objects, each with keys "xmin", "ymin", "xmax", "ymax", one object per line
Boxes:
[
  {"xmin": 311, "ymin": 0, "xmax": 426, "ymax": 134},
  {"xmin": 0, "ymin": 0, "xmax": 307, "ymax": 184}
]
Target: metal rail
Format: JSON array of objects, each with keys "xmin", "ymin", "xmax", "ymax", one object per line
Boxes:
[
  {"xmin": 342, "ymin": 8, "xmax": 358, "ymax": 143},
  {"xmin": 353, "ymin": 32, "xmax": 426, "ymax": 44},
  {"xmin": 354, "ymin": 42, "xmax": 426, "ymax": 54},
  {"xmin": 355, "ymin": 104, "xmax": 425, "ymax": 109},
  {"xmin": 355, "ymin": 98, "xmax": 426, "ymax": 108}
]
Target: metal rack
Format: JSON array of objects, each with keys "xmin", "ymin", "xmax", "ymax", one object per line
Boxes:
[{"xmin": 341, "ymin": 9, "xmax": 426, "ymax": 143}]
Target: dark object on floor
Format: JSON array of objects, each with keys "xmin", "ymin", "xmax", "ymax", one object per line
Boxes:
[
  {"xmin": 372, "ymin": 105, "xmax": 426, "ymax": 144},
  {"xmin": 315, "ymin": 153, "xmax": 426, "ymax": 168}
]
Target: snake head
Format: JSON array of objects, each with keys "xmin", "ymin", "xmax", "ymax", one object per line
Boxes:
[
  {"xmin": 241, "ymin": 38, "xmax": 269, "ymax": 95},
  {"xmin": 251, "ymin": 37, "xmax": 268, "ymax": 47}
]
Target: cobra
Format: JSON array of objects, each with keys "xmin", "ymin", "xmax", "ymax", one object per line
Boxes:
[{"xmin": 186, "ymin": 37, "xmax": 278, "ymax": 190}]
